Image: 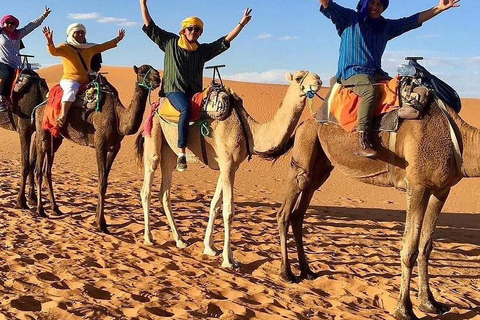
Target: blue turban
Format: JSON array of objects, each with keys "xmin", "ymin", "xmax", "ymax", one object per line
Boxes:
[{"xmin": 356, "ymin": 0, "xmax": 389, "ymax": 16}]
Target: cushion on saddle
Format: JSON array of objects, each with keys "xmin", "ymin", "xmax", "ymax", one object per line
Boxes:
[
  {"xmin": 41, "ymin": 84, "xmax": 63, "ymax": 137},
  {"xmin": 328, "ymin": 77, "xmax": 401, "ymax": 132},
  {"xmin": 158, "ymin": 91, "xmax": 204, "ymax": 123}
]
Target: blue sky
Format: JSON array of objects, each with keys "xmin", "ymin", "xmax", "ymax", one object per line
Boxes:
[{"xmin": 8, "ymin": 0, "xmax": 480, "ymax": 97}]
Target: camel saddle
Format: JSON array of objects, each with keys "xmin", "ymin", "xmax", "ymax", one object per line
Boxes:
[
  {"xmin": 316, "ymin": 76, "xmax": 430, "ymax": 132},
  {"xmin": 157, "ymin": 85, "xmax": 232, "ymax": 124}
]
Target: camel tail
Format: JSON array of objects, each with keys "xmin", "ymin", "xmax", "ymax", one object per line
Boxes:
[
  {"xmin": 256, "ymin": 134, "xmax": 295, "ymax": 163},
  {"xmin": 134, "ymin": 132, "xmax": 145, "ymax": 167}
]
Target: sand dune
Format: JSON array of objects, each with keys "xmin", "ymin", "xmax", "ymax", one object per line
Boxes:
[{"xmin": 0, "ymin": 65, "xmax": 479, "ymax": 319}]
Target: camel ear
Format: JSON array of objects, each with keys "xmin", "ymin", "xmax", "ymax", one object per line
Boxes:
[
  {"xmin": 133, "ymin": 65, "xmax": 139, "ymax": 74},
  {"xmin": 285, "ymin": 72, "xmax": 293, "ymax": 83}
]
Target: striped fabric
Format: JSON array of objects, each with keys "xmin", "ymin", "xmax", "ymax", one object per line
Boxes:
[
  {"xmin": 143, "ymin": 21, "xmax": 230, "ymax": 94},
  {"xmin": 320, "ymin": 1, "xmax": 421, "ymax": 81}
]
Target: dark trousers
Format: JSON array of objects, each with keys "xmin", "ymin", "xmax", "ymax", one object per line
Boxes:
[
  {"xmin": 166, "ymin": 92, "xmax": 193, "ymax": 149},
  {"xmin": 0, "ymin": 63, "xmax": 15, "ymax": 97}
]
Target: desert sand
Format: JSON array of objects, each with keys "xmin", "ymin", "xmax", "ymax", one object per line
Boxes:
[{"xmin": 1, "ymin": 65, "xmax": 479, "ymax": 320}]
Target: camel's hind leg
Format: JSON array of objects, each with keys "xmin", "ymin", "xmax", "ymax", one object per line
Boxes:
[
  {"xmin": 27, "ymin": 131, "xmax": 37, "ymax": 206},
  {"xmin": 203, "ymin": 177, "xmax": 223, "ymax": 256},
  {"xmin": 160, "ymin": 139, "xmax": 187, "ymax": 248},
  {"xmin": 35, "ymin": 130, "xmax": 48, "ymax": 217},
  {"xmin": 394, "ymin": 182, "xmax": 430, "ymax": 320},
  {"xmin": 417, "ymin": 188, "xmax": 451, "ymax": 315},
  {"xmin": 15, "ymin": 129, "xmax": 33, "ymax": 209},
  {"xmin": 44, "ymin": 137, "xmax": 63, "ymax": 216},
  {"xmin": 140, "ymin": 128, "xmax": 162, "ymax": 245}
]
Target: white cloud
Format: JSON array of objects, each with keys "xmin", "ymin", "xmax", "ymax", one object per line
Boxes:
[
  {"xmin": 256, "ymin": 33, "xmax": 272, "ymax": 39},
  {"xmin": 224, "ymin": 69, "xmax": 291, "ymax": 84},
  {"xmin": 69, "ymin": 13, "xmax": 101, "ymax": 20},
  {"xmin": 69, "ymin": 12, "xmax": 138, "ymax": 27},
  {"xmin": 278, "ymin": 35, "xmax": 299, "ymax": 41}
]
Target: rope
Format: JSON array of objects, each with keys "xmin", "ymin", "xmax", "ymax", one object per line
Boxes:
[
  {"xmin": 199, "ymin": 120, "xmax": 211, "ymax": 137},
  {"xmin": 30, "ymin": 99, "xmax": 48, "ymax": 124}
]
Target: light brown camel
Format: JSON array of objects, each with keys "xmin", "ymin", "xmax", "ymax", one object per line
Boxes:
[
  {"xmin": 0, "ymin": 68, "xmax": 49, "ymax": 209},
  {"xmin": 135, "ymin": 71, "xmax": 322, "ymax": 268},
  {"xmin": 275, "ymin": 96, "xmax": 477, "ymax": 319},
  {"xmin": 34, "ymin": 65, "xmax": 160, "ymax": 233}
]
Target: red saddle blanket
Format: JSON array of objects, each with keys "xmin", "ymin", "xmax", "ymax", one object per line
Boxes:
[
  {"xmin": 41, "ymin": 84, "xmax": 63, "ymax": 137},
  {"xmin": 329, "ymin": 77, "xmax": 401, "ymax": 132}
]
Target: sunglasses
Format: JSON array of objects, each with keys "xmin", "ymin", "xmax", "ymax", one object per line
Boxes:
[
  {"xmin": 4, "ymin": 21, "xmax": 16, "ymax": 26},
  {"xmin": 186, "ymin": 26, "xmax": 202, "ymax": 33}
]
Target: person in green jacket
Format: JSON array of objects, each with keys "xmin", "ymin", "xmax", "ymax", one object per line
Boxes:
[{"xmin": 140, "ymin": 0, "xmax": 252, "ymax": 171}]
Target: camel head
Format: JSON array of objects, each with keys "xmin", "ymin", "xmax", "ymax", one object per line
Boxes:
[
  {"xmin": 13, "ymin": 69, "xmax": 47, "ymax": 94},
  {"xmin": 285, "ymin": 71, "xmax": 322, "ymax": 98},
  {"xmin": 134, "ymin": 65, "xmax": 161, "ymax": 90}
]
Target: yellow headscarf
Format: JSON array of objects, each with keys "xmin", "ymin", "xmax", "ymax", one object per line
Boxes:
[{"xmin": 178, "ymin": 16, "xmax": 204, "ymax": 51}]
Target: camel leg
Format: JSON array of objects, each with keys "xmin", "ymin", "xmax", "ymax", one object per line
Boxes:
[
  {"xmin": 35, "ymin": 130, "xmax": 49, "ymax": 217},
  {"xmin": 394, "ymin": 183, "xmax": 430, "ymax": 320},
  {"xmin": 291, "ymin": 161, "xmax": 332, "ymax": 280},
  {"xmin": 95, "ymin": 144, "xmax": 110, "ymax": 233},
  {"xmin": 219, "ymin": 162, "xmax": 238, "ymax": 269},
  {"xmin": 203, "ymin": 178, "xmax": 222, "ymax": 256},
  {"xmin": 277, "ymin": 119, "xmax": 324, "ymax": 282},
  {"xmin": 44, "ymin": 138, "xmax": 63, "ymax": 216},
  {"xmin": 417, "ymin": 188, "xmax": 451, "ymax": 315},
  {"xmin": 159, "ymin": 141, "xmax": 187, "ymax": 248},
  {"xmin": 27, "ymin": 131, "xmax": 37, "ymax": 206},
  {"xmin": 15, "ymin": 129, "xmax": 32, "ymax": 209},
  {"xmin": 140, "ymin": 132, "xmax": 161, "ymax": 245}
]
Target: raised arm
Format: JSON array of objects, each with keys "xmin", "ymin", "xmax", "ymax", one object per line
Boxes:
[
  {"xmin": 418, "ymin": 0, "xmax": 460, "ymax": 24},
  {"xmin": 318, "ymin": 0, "xmax": 330, "ymax": 9},
  {"xmin": 140, "ymin": 0, "xmax": 152, "ymax": 26},
  {"xmin": 225, "ymin": 8, "xmax": 252, "ymax": 43}
]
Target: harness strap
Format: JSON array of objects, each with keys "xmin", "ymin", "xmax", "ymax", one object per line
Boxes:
[
  {"xmin": 234, "ymin": 105, "xmax": 252, "ymax": 161},
  {"xmin": 388, "ymin": 132, "xmax": 397, "ymax": 186},
  {"xmin": 436, "ymin": 97, "xmax": 463, "ymax": 173}
]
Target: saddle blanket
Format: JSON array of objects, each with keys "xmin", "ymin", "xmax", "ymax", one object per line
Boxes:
[
  {"xmin": 41, "ymin": 84, "xmax": 63, "ymax": 137},
  {"xmin": 316, "ymin": 77, "xmax": 401, "ymax": 132}
]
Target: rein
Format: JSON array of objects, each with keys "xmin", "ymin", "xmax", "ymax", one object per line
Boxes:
[{"xmin": 137, "ymin": 67, "xmax": 155, "ymax": 105}]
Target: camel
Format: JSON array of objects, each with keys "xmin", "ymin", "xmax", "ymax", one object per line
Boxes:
[
  {"xmin": 134, "ymin": 71, "xmax": 322, "ymax": 268},
  {"xmin": 0, "ymin": 68, "xmax": 49, "ymax": 209},
  {"xmin": 34, "ymin": 65, "xmax": 160, "ymax": 233},
  {"xmin": 275, "ymin": 93, "xmax": 479, "ymax": 319}
]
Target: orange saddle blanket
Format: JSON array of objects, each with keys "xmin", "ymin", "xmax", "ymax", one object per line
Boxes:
[
  {"xmin": 329, "ymin": 77, "xmax": 401, "ymax": 132},
  {"xmin": 41, "ymin": 84, "xmax": 64, "ymax": 137}
]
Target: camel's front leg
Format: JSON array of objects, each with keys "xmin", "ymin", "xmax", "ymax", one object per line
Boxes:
[
  {"xmin": 417, "ymin": 188, "xmax": 451, "ymax": 315},
  {"xmin": 394, "ymin": 183, "xmax": 430, "ymax": 320},
  {"xmin": 95, "ymin": 144, "xmax": 109, "ymax": 233},
  {"xmin": 44, "ymin": 138, "xmax": 63, "ymax": 216},
  {"xmin": 15, "ymin": 129, "xmax": 32, "ymax": 209},
  {"xmin": 34, "ymin": 131, "xmax": 48, "ymax": 218},
  {"xmin": 27, "ymin": 131, "xmax": 37, "ymax": 206},
  {"xmin": 160, "ymin": 141, "xmax": 186, "ymax": 248},
  {"xmin": 219, "ymin": 163, "xmax": 238, "ymax": 269},
  {"xmin": 203, "ymin": 177, "xmax": 222, "ymax": 256}
]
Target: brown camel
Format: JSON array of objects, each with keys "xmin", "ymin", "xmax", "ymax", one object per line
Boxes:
[
  {"xmin": 34, "ymin": 65, "xmax": 160, "ymax": 233},
  {"xmin": 135, "ymin": 71, "xmax": 322, "ymax": 268},
  {"xmin": 275, "ymin": 94, "xmax": 477, "ymax": 319},
  {"xmin": 0, "ymin": 68, "xmax": 49, "ymax": 209}
]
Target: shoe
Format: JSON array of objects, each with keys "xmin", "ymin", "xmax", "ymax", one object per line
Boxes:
[
  {"xmin": 176, "ymin": 155, "xmax": 187, "ymax": 172},
  {"xmin": 56, "ymin": 116, "xmax": 65, "ymax": 127},
  {"xmin": 0, "ymin": 102, "xmax": 6, "ymax": 112},
  {"xmin": 357, "ymin": 131, "xmax": 377, "ymax": 157}
]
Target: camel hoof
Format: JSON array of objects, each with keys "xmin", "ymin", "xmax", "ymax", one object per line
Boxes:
[
  {"xmin": 393, "ymin": 308, "xmax": 419, "ymax": 320},
  {"xmin": 15, "ymin": 201, "xmax": 29, "ymax": 210},
  {"xmin": 300, "ymin": 269, "xmax": 318, "ymax": 280},
  {"xmin": 280, "ymin": 270, "xmax": 298, "ymax": 283},
  {"xmin": 98, "ymin": 225, "xmax": 110, "ymax": 234},
  {"xmin": 221, "ymin": 260, "xmax": 240, "ymax": 269},
  {"xmin": 53, "ymin": 207, "xmax": 63, "ymax": 216},
  {"xmin": 419, "ymin": 300, "xmax": 451, "ymax": 315},
  {"xmin": 37, "ymin": 208, "xmax": 47, "ymax": 218},
  {"xmin": 203, "ymin": 247, "xmax": 218, "ymax": 256},
  {"xmin": 143, "ymin": 238, "xmax": 154, "ymax": 246},
  {"xmin": 176, "ymin": 239, "xmax": 187, "ymax": 249}
]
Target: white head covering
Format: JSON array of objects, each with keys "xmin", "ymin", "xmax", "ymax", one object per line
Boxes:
[{"xmin": 66, "ymin": 23, "xmax": 95, "ymax": 49}]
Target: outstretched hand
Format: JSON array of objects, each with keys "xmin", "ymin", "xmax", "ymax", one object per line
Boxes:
[
  {"xmin": 239, "ymin": 8, "xmax": 252, "ymax": 26},
  {"xmin": 438, "ymin": 0, "xmax": 460, "ymax": 11},
  {"xmin": 42, "ymin": 26, "xmax": 53, "ymax": 45},
  {"xmin": 116, "ymin": 29, "xmax": 126, "ymax": 43},
  {"xmin": 43, "ymin": 6, "xmax": 52, "ymax": 18}
]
